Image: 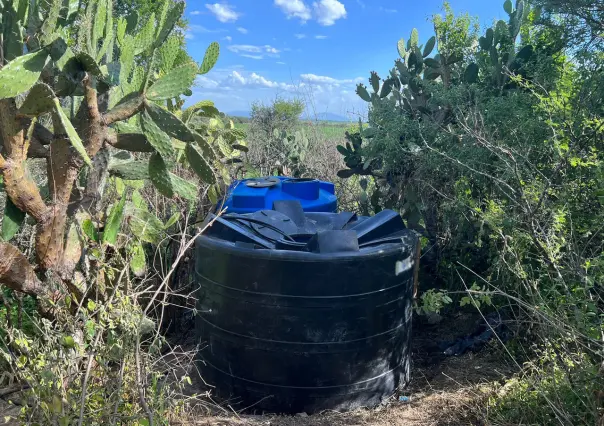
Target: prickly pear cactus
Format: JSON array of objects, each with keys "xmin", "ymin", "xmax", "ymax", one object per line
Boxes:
[
  {"xmin": 340, "ymin": 0, "xmax": 536, "ymax": 180},
  {"xmin": 0, "ymin": 0, "xmax": 246, "ymax": 285}
]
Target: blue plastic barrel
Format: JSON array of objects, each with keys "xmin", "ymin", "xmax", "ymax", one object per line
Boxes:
[{"xmin": 221, "ymin": 177, "xmax": 337, "ymax": 214}]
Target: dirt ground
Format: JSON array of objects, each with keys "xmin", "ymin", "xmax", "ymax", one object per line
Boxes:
[{"xmin": 175, "ymin": 312, "xmax": 517, "ymax": 426}]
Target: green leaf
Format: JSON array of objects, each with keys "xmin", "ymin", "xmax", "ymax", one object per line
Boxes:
[
  {"xmin": 53, "ymin": 98, "xmax": 92, "ymax": 166},
  {"xmin": 140, "ymin": 109, "xmax": 175, "ymax": 159},
  {"xmin": 145, "ymin": 102, "xmax": 195, "ymax": 142},
  {"xmin": 199, "ymin": 42, "xmax": 220, "ymax": 75},
  {"xmin": 61, "ymin": 335, "xmax": 77, "ymax": 349},
  {"xmin": 164, "ymin": 212, "xmax": 180, "ymax": 229},
  {"xmin": 82, "ymin": 219, "xmax": 99, "ymax": 242},
  {"xmin": 185, "ymin": 143, "xmax": 216, "ymax": 184},
  {"xmin": 102, "ymin": 194, "xmax": 126, "ymax": 245},
  {"xmin": 0, "ymin": 50, "xmax": 49, "ymax": 99},
  {"xmin": 2, "ymin": 198, "xmax": 26, "ymax": 241},
  {"xmin": 146, "ymin": 62, "xmax": 198, "ymax": 101},
  {"xmin": 422, "ymin": 36, "xmax": 436, "ymax": 58}
]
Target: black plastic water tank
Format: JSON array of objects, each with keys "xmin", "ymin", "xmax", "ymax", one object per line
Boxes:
[{"xmin": 195, "ymin": 201, "xmax": 418, "ymax": 414}]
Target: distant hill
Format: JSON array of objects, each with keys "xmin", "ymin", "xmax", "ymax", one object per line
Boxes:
[
  {"xmin": 227, "ymin": 110, "xmax": 251, "ymax": 118},
  {"xmin": 308, "ymin": 112, "xmax": 349, "ymax": 122},
  {"xmin": 227, "ymin": 111, "xmax": 349, "ymax": 122}
]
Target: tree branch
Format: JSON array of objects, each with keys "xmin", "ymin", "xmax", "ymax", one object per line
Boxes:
[
  {"xmin": 102, "ymin": 94, "xmax": 145, "ymax": 126},
  {"xmin": 0, "ymin": 100, "xmax": 48, "ymax": 222},
  {"xmin": 0, "ymin": 242, "xmax": 48, "ymax": 298}
]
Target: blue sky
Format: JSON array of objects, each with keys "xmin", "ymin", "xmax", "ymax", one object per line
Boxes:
[{"xmin": 184, "ymin": 0, "xmax": 505, "ymax": 119}]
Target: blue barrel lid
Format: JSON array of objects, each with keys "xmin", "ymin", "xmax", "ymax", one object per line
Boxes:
[{"xmin": 221, "ymin": 176, "xmax": 337, "ymax": 214}]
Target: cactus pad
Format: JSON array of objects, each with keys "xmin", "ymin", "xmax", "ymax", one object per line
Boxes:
[
  {"xmin": 185, "ymin": 143, "xmax": 216, "ymax": 184},
  {"xmin": 75, "ymin": 52, "xmax": 104, "ymax": 77},
  {"xmin": 145, "ymin": 102, "xmax": 195, "ymax": 142},
  {"xmin": 2, "ymin": 197, "xmax": 26, "ymax": 241},
  {"xmin": 53, "ymin": 98, "xmax": 92, "ymax": 166},
  {"xmin": 146, "ymin": 62, "xmax": 197, "ymax": 101},
  {"xmin": 134, "ymin": 12, "xmax": 155, "ymax": 55},
  {"xmin": 423, "ymin": 36, "xmax": 436, "ymax": 58},
  {"xmin": 159, "ymin": 36, "xmax": 181, "ymax": 72},
  {"xmin": 140, "ymin": 108, "xmax": 175, "ymax": 159},
  {"xmin": 149, "ymin": 153, "xmax": 175, "ymax": 198},
  {"xmin": 109, "ymin": 160, "xmax": 151, "ymax": 180},
  {"xmin": 397, "ymin": 38, "xmax": 406, "ymax": 60},
  {"xmin": 156, "ymin": 1, "xmax": 184, "ymax": 47},
  {"xmin": 199, "ymin": 42, "xmax": 220, "ymax": 75},
  {"xmin": 18, "ymin": 83, "xmax": 55, "ymax": 117},
  {"xmin": 0, "ymin": 49, "xmax": 50, "ymax": 99},
  {"xmin": 356, "ymin": 84, "xmax": 371, "ymax": 102}
]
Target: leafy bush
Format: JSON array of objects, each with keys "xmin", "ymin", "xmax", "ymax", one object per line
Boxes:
[
  {"xmin": 0, "ymin": 0, "xmax": 245, "ymax": 422},
  {"xmin": 337, "ymin": 1, "xmax": 604, "ymax": 423}
]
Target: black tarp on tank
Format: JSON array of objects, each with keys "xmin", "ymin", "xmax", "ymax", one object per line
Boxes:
[{"xmin": 195, "ymin": 201, "xmax": 418, "ymax": 414}]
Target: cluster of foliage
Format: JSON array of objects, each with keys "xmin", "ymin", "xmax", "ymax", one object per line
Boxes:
[
  {"xmin": 246, "ymin": 97, "xmax": 311, "ymax": 177},
  {"xmin": 338, "ymin": 0, "xmax": 604, "ymax": 423},
  {"xmin": 0, "ymin": 0, "xmax": 246, "ymax": 422}
]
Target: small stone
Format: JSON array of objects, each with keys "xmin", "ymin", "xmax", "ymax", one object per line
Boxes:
[{"xmin": 296, "ymin": 412, "xmax": 308, "ymax": 417}]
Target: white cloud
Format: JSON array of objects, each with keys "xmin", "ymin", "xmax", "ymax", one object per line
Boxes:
[
  {"xmin": 188, "ymin": 68, "xmax": 368, "ymax": 119},
  {"xmin": 313, "ymin": 0, "xmax": 346, "ymax": 26},
  {"xmin": 315, "ymin": 35, "xmax": 328, "ymax": 39},
  {"xmin": 237, "ymin": 27, "xmax": 248, "ymax": 34},
  {"xmin": 274, "ymin": 0, "xmax": 312, "ymax": 21},
  {"xmin": 295, "ymin": 33, "xmax": 307, "ymax": 39},
  {"xmin": 277, "ymin": 61, "xmax": 287, "ymax": 65},
  {"xmin": 241, "ymin": 54, "xmax": 264, "ymax": 60},
  {"xmin": 224, "ymin": 35, "xmax": 233, "ymax": 42},
  {"xmin": 301, "ymin": 74, "xmax": 363, "ymax": 85},
  {"xmin": 185, "ymin": 24, "xmax": 226, "ymax": 40},
  {"xmin": 190, "ymin": 10, "xmax": 202, "ymax": 15},
  {"xmin": 379, "ymin": 6, "xmax": 398, "ymax": 13},
  {"xmin": 205, "ymin": 3, "xmax": 240, "ymax": 23},
  {"xmin": 228, "ymin": 71, "xmax": 295, "ymax": 90},
  {"xmin": 356, "ymin": 0, "xmax": 365, "ymax": 8},
  {"xmin": 228, "ymin": 44, "xmax": 281, "ymax": 59},
  {"xmin": 188, "ymin": 24, "xmax": 226, "ymax": 34}
]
